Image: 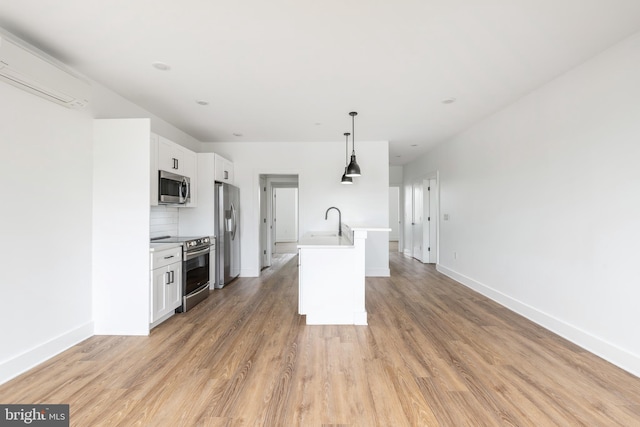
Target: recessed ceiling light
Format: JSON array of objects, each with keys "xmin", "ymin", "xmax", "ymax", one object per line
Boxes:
[
  {"xmin": 232, "ymin": 133, "xmax": 243, "ymax": 137},
  {"xmin": 196, "ymin": 100, "xmax": 209, "ymax": 106},
  {"xmin": 152, "ymin": 62, "xmax": 171, "ymax": 71},
  {"xmin": 442, "ymin": 97, "xmax": 456, "ymax": 104}
]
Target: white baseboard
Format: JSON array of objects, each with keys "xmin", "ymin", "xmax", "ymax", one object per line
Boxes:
[
  {"xmin": 436, "ymin": 264, "xmax": 640, "ymax": 378},
  {"xmin": 366, "ymin": 268, "xmax": 391, "ymax": 277},
  {"xmin": 0, "ymin": 321, "xmax": 94, "ymax": 385}
]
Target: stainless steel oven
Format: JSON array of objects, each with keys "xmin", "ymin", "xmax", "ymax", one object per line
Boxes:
[
  {"xmin": 181, "ymin": 237, "xmax": 211, "ymax": 312},
  {"xmin": 151, "ymin": 236, "xmax": 213, "ymax": 312}
]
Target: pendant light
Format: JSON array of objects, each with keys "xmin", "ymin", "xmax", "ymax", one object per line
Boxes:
[
  {"xmin": 341, "ymin": 132, "xmax": 353, "ymax": 184},
  {"xmin": 346, "ymin": 111, "xmax": 361, "ymax": 177}
]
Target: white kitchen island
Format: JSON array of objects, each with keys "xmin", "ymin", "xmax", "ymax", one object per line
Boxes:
[{"xmin": 297, "ymin": 224, "xmax": 390, "ymax": 325}]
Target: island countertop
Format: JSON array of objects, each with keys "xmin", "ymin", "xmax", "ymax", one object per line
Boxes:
[
  {"xmin": 297, "ymin": 224, "xmax": 390, "ymax": 248},
  {"xmin": 297, "ymin": 223, "xmax": 354, "ymax": 248},
  {"xmin": 348, "ymin": 226, "xmax": 392, "ymax": 232},
  {"xmin": 297, "ymin": 233, "xmax": 354, "ymax": 248}
]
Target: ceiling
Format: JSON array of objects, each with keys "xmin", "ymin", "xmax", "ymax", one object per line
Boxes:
[{"xmin": 1, "ymin": 1, "xmax": 640, "ymax": 165}]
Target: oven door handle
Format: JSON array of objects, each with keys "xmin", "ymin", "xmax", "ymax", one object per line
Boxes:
[{"xmin": 184, "ymin": 247, "xmax": 210, "ymax": 261}]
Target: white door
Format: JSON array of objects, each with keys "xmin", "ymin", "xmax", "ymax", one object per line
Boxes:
[
  {"xmin": 271, "ymin": 188, "xmax": 277, "ymax": 256},
  {"xmin": 421, "ymin": 179, "xmax": 437, "ymax": 264},
  {"xmin": 412, "ymin": 180, "xmax": 423, "ymax": 261},
  {"xmin": 403, "ymin": 183, "xmax": 413, "ymax": 256},
  {"xmin": 428, "ymin": 178, "xmax": 437, "ymax": 263},
  {"xmin": 260, "ymin": 176, "xmax": 269, "ymax": 269},
  {"xmin": 388, "ymin": 187, "xmax": 400, "ymax": 241}
]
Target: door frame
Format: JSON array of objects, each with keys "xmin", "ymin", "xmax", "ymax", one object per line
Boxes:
[
  {"xmin": 404, "ymin": 171, "xmax": 439, "ymax": 264},
  {"xmin": 259, "ymin": 176, "xmax": 268, "ymax": 269},
  {"xmin": 259, "ymin": 174, "xmax": 299, "ymax": 270},
  {"xmin": 389, "ymin": 185, "xmax": 402, "ymax": 250}
]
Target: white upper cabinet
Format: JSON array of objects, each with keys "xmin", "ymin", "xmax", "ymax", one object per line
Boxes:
[
  {"xmin": 214, "ymin": 154, "xmax": 234, "ymax": 184},
  {"xmin": 158, "ymin": 135, "xmax": 196, "ymax": 176}
]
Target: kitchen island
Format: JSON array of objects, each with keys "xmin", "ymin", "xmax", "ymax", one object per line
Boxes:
[{"xmin": 297, "ymin": 224, "xmax": 390, "ymax": 325}]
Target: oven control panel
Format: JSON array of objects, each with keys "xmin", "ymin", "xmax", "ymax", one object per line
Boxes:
[{"xmin": 186, "ymin": 237, "xmax": 210, "ymax": 249}]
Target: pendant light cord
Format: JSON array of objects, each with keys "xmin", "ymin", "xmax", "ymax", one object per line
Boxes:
[
  {"xmin": 351, "ymin": 113, "xmax": 356, "ymax": 155},
  {"xmin": 344, "ymin": 132, "xmax": 350, "ymax": 164},
  {"xmin": 345, "ymin": 111, "xmax": 361, "ymax": 177}
]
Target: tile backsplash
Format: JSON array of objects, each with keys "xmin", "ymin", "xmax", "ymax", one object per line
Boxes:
[{"xmin": 150, "ymin": 205, "xmax": 179, "ymax": 238}]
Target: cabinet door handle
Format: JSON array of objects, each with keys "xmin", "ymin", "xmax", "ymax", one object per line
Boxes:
[
  {"xmin": 165, "ymin": 271, "xmax": 171, "ymax": 284},
  {"xmin": 224, "ymin": 170, "xmax": 228, "ymax": 180},
  {"xmin": 163, "ymin": 255, "xmax": 175, "ymax": 259},
  {"xmin": 173, "ymin": 158, "xmax": 178, "ymax": 169}
]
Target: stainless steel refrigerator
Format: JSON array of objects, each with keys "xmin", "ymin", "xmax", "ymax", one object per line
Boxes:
[{"xmin": 214, "ymin": 182, "xmax": 240, "ymax": 288}]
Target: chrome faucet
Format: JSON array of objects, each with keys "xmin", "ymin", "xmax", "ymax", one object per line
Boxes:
[{"xmin": 325, "ymin": 206, "xmax": 342, "ymax": 236}]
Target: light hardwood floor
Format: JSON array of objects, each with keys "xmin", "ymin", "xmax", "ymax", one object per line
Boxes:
[
  {"xmin": 274, "ymin": 242, "xmax": 298, "ymax": 254},
  {"xmin": 2, "ymin": 251, "xmax": 640, "ymax": 426}
]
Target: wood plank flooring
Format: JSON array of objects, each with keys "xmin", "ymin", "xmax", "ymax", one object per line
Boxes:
[{"xmin": 2, "ymin": 251, "xmax": 640, "ymax": 426}]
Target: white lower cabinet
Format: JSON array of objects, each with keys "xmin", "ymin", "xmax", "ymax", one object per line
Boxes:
[{"xmin": 150, "ymin": 246, "xmax": 182, "ymax": 326}]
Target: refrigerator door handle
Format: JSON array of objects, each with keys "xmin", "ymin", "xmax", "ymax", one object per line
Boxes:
[{"xmin": 230, "ymin": 203, "xmax": 237, "ymax": 240}]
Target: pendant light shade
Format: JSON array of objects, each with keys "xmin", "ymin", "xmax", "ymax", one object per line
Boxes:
[
  {"xmin": 341, "ymin": 132, "xmax": 353, "ymax": 184},
  {"xmin": 346, "ymin": 111, "xmax": 361, "ymax": 177}
]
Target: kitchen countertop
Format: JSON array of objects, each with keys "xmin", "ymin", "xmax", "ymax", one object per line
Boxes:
[
  {"xmin": 348, "ymin": 226, "xmax": 393, "ymax": 232},
  {"xmin": 150, "ymin": 242, "xmax": 183, "ymax": 252},
  {"xmin": 297, "ymin": 224, "xmax": 390, "ymax": 248},
  {"xmin": 297, "ymin": 233, "xmax": 354, "ymax": 248}
]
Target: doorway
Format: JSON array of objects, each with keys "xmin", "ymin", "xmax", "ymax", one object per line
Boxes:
[
  {"xmin": 259, "ymin": 174, "xmax": 299, "ymax": 271},
  {"xmin": 404, "ymin": 174, "xmax": 438, "ymax": 264}
]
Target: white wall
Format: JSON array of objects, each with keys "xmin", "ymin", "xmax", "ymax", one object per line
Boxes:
[
  {"xmin": 0, "ymin": 30, "xmax": 204, "ymax": 384},
  {"xmin": 93, "ymin": 119, "xmax": 150, "ymax": 335},
  {"xmin": 404, "ymin": 31, "xmax": 640, "ymax": 376},
  {"xmin": 389, "ymin": 165, "xmax": 403, "ymax": 186},
  {"xmin": 202, "ymin": 140, "xmax": 390, "ymax": 277},
  {"xmin": 0, "ymin": 82, "xmax": 94, "ymax": 384}
]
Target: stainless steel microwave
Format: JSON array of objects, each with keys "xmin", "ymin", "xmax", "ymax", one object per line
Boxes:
[{"xmin": 159, "ymin": 170, "xmax": 190, "ymax": 204}]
